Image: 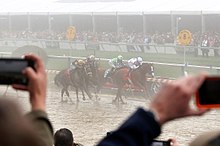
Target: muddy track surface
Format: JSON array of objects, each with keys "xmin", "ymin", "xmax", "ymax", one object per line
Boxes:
[{"xmin": 1, "ymin": 86, "xmax": 220, "ymax": 146}]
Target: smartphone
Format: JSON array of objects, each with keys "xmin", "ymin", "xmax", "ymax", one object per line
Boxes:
[
  {"xmin": 196, "ymin": 76, "xmax": 220, "ymax": 108},
  {"xmin": 151, "ymin": 140, "xmax": 170, "ymax": 146},
  {"xmin": 0, "ymin": 58, "xmax": 35, "ymax": 85}
]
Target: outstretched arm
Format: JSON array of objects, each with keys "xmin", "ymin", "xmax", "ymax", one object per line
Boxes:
[
  {"xmin": 97, "ymin": 74, "xmax": 209, "ymax": 146},
  {"xmin": 13, "ymin": 54, "xmax": 53, "ymax": 146},
  {"xmin": 97, "ymin": 108, "xmax": 161, "ymax": 146},
  {"xmin": 149, "ymin": 74, "xmax": 208, "ymax": 125}
]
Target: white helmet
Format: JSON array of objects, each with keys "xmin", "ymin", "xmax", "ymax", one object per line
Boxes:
[
  {"xmin": 88, "ymin": 55, "xmax": 95, "ymax": 60},
  {"xmin": 137, "ymin": 57, "xmax": 143, "ymax": 63}
]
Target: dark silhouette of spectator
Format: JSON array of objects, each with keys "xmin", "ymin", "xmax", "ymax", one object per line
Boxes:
[
  {"xmin": 54, "ymin": 128, "xmax": 83, "ymax": 146},
  {"xmin": 201, "ymin": 34, "xmax": 210, "ymax": 57},
  {"xmin": 0, "ymin": 99, "xmax": 40, "ymax": 146},
  {"xmin": 0, "ymin": 54, "xmax": 54, "ymax": 146}
]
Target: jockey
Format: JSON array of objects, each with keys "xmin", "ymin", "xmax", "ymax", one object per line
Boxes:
[
  {"xmin": 85, "ymin": 55, "xmax": 97, "ymax": 68},
  {"xmin": 86, "ymin": 55, "xmax": 95, "ymax": 62},
  {"xmin": 128, "ymin": 56, "xmax": 143, "ymax": 70},
  {"xmin": 127, "ymin": 57, "xmax": 143, "ymax": 83},
  {"xmin": 104, "ymin": 55, "xmax": 125, "ymax": 79},
  {"xmin": 70, "ymin": 59, "xmax": 85, "ymax": 70},
  {"xmin": 85, "ymin": 54, "xmax": 97, "ymax": 77},
  {"xmin": 109, "ymin": 55, "xmax": 124, "ymax": 69}
]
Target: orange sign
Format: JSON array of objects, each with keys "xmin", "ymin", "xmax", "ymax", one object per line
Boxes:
[
  {"xmin": 178, "ymin": 30, "xmax": 192, "ymax": 45},
  {"xmin": 66, "ymin": 26, "xmax": 76, "ymax": 41}
]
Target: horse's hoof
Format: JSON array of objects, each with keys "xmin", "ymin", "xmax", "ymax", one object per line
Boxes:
[{"xmin": 89, "ymin": 95, "xmax": 93, "ymax": 99}]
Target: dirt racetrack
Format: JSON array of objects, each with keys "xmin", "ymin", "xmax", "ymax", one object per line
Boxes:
[{"xmin": 1, "ymin": 85, "xmax": 220, "ymax": 146}]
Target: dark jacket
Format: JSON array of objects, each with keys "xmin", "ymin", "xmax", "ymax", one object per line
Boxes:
[{"xmin": 97, "ymin": 108, "xmax": 161, "ymax": 146}]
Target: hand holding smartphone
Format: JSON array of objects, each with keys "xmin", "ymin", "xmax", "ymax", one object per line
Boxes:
[
  {"xmin": 0, "ymin": 58, "xmax": 35, "ymax": 85},
  {"xmin": 196, "ymin": 76, "xmax": 220, "ymax": 109}
]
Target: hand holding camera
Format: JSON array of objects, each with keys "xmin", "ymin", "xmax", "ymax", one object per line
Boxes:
[
  {"xmin": 149, "ymin": 74, "xmax": 208, "ymax": 125},
  {"xmin": 12, "ymin": 54, "xmax": 47, "ymax": 111}
]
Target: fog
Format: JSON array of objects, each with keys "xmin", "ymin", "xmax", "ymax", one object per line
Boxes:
[{"xmin": 0, "ymin": 0, "xmax": 220, "ymax": 146}]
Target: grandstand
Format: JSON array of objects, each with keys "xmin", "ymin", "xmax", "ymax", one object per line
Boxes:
[
  {"xmin": 0, "ymin": 0, "xmax": 220, "ymax": 34},
  {"xmin": 0, "ymin": 0, "xmax": 219, "ymax": 13}
]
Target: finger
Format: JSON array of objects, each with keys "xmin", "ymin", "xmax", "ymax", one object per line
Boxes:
[
  {"xmin": 188, "ymin": 109, "xmax": 210, "ymax": 116},
  {"xmin": 24, "ymin": 54, "xmax": 45, "ymax": 72},
  {"xmin": 12, "ymin": 84, "xmax": 28, "ymax": 91},
  {"xmin": 23, "ymin": 67, "xmax": 36, "ymax": 79},
  {"xmin": 177, "ymin": 74, "xmax": 206, "ymax": 93},
  {"xmin": 188, "ymin": 74, "xmax": 206, "ymax": 92}
]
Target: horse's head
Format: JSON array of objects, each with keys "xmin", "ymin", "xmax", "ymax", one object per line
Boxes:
[
  {"xmin": 140, "ymin": 63, "xmax": 155, "ymax": 77},
  {"xmin": 84, "ymin": 64, "xmax": 93, "ymax": 77},
  {"xmin": 85, "ymin": 61, "xmax": 100, "ymax": 79}
]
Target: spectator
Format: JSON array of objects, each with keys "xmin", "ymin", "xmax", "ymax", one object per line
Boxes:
[
  {"xmin": 12, "ymin": 54, "xmax": 54, "ymax": 146},
  {"xmin": 0, "ymin": 98, "xmax": 40, "ymax": 146},
  {"xmin": 54, "ymin": 128, "xmax": 83, "ymax": 146},
  {"xmin": 97, "ymin": 73, "xmax": 214, "ymax": 146},
  {"xmin": 201, "ymin": 34, "xmax": 210, "ymax": 57}
]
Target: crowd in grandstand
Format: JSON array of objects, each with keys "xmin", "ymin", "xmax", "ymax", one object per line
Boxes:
[{"xmin": 1, "ymin": 29, "xmax": 220, "ymax": 47}]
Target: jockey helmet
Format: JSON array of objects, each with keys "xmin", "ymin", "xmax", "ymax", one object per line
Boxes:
[
  {"xmin": 137, "ymin": 57, "xmax": 143, "ymax": 64},
  {"xmin": 88, "ymin": 55, "xmax": 95, "ymax": 61},
  {"xmin": 117, "ymin": 55, "xmax": 123, "ymax": 60},
  {"xmin": 77, "ymin": 59, "xmax": 85, "ymax": 66}
]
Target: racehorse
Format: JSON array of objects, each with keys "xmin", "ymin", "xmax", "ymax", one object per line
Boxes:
[
  {"xmin": 111, "ymin": 63, "xmax": 154, "ymax": 103},
  {"xmin": 54, "ymin": 67, "xmax": 92, "ymax": 102},
  {"xmin": 83, "ymin": 60, "xmax": 106, "ymax": 100},
  {"xmin": 69, "ymin": 65, "xmax": 93, "ymax": 102},
  {"xmin": 54, "ymin": 69, "xmax": 73, "ymax": 102}
]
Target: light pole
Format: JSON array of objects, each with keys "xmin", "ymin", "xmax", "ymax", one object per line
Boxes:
[
  {"xmin": 48, "ymin": 16, "xmax": 54, "ymax": 33},
  {"xmin": 176, "ymin": 16, "xmax": 181, "ymax": 42}
]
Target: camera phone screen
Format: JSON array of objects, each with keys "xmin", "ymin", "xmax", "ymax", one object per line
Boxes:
[
  {"xmin": 199, "ymin": 80, "xmax": 220, "ymax": 104},
  {"xmin": 0, "ymin": 60, "xmax": 27, "ymax": 73}
]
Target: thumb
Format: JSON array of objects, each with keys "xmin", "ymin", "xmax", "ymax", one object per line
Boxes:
[{"xmin": 188, "ymin": 109, "xmax": 210, "ymax": 116}]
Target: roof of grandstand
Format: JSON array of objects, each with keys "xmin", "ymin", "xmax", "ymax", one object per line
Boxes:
[{"xmin": 0, "ymin": 0, "xmax": 220, "ymax": 14}]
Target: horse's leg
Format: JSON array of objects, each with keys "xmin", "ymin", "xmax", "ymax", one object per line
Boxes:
[
  {"xmin": 114, "ymin": 87, "xmax": 123, "ymax": 104},
  {"xmin": 61, "ymin": 88, "xmax": 65, "ymax": 102},
  {"xmin": 65, "ymin": 86, "xmax": 73, "ymax": 103},
  {"xmin": 94, "ymin": 86, "xmax": 100, "ymax": 101},
  {"xmin": 65, "ymin": 87, "xmax": 69, "ymax": 97},
  {"xmin": 118, "ymin": 87, "xmax": 125, "ymax": 104},
  {"xmin": 120, "ymin": 88, "xmax": 126, "ymax": 104},
  {"xmin": 142, "ymin": 83, "xmax": 150, "ymax": 98},
  {"xmin": 83, "ymin": 84, "xmax": 93, "ymax": 100},
  {"xmin": 75, "ymin": 87, "xmax": 79, "ymax": 102},
  {"xmin": 136, "ymin": 82, "xmax": 149, "ymax": 99},
  {"xmin": 81, "ymin": 88, "xmax": 86, "ymax": 101}
]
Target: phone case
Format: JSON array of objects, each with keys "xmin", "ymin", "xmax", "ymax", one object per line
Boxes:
[{"xmin": 195, "ymin": 76, "xmax": 220, "ymax": 109}]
